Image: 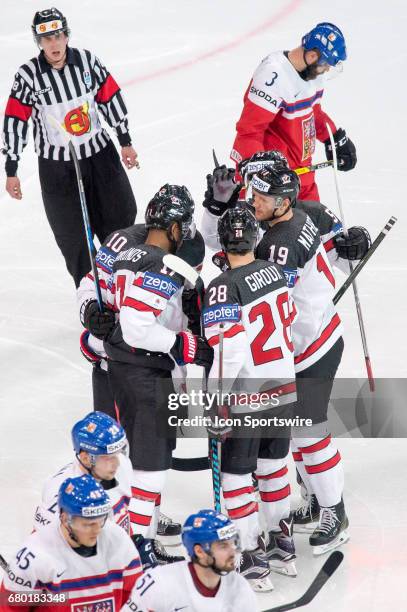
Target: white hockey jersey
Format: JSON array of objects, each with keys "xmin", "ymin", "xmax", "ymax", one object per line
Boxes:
[
  {"xmin": 0, "ymin": 520, "xmax": 142, "ymax": 612},
  {"xmin": 33, "ymin": 455, "xmax": 133, "ymax": 534},
  {"xmin": 122, "ymin": 560, "xmax": 257, "ymax": 612},
  {"xmin": 203, "ymin": 259, "xmax": 296, "ymax": 412}
]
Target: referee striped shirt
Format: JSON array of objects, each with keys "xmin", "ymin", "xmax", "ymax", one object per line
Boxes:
[{"xmin": 2, "ymin": 47, "xmax": 132, "ymax": 176}]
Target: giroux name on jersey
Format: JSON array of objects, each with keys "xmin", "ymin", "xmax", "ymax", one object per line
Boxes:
[
  {"xmin": 297, "ymin": 216, "xmax": 319, "ymax": 250},
  {"xmin": 244, "ymin": 265, "xmax": 283, "ymax": 292}
]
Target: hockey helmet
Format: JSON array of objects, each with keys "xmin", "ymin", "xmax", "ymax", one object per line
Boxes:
[
  {"xmin": 145, "ymin": 184, "xmax": 195, "ymax": 240},
  {"xmin": 218, "ymin": 204, "xmax": 258, "ymax": 254},
  {"xmin": 239, "ymin": 150, "xmax": 289, "ymax": 185},
  {"xmin": 182, "ymin": 509, "xmax": 240, "ymax": 558},
  {"xmin": 32, "ymin": 7, "xmax": 70, "ymax": 41},
  {"xmin": 58, "ymin": 474, "xmax": 111, "ymax": 518},
  {"xmin": 302, "ymin": 23, "xmax": 347, "ymax": 66},
  {"xmin": 251, "ymin": 167, "xmax": 300, "ymax": 207},
  {"xmin": 72, "ymin": 411, "xmax": 127, "ymax": 457}
]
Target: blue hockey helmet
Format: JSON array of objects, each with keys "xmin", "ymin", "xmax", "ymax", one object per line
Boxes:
[
  {"xmin": 72, "ymin": 411, "xmax": 127, "ymax": 457},
  {"xmin": 182, "ymin": 509, "xmax": 240, "ymax": 558},
  {"xmin": 302, "ymin": 23, "xmax": 347, "ymax": 66},
  {"xmin": 58, "ymin": 474, "xmax": 111, "ymax": 518}
]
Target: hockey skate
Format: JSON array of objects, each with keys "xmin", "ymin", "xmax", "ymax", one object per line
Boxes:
[
  {"xmin": 309, "ymin": 499, "xmax": 349, "ymax": 556},
  {"xmin": 259, "ymin": 515, "xmax": 297, "ymax": 577},
  {"xmin": 157, "ymin": 512, "xmax": 182, "ymax": 546},
  {"xmin": 238, "ymin": 549, "xmax": 274, "ymax": 592},
  {"xmin": 293, "ymin": 494, "xmax": 320, "ymax": 533},
  {"xmin": 132, "ymin": 534, "xmax": 184, "ymax": 569}
]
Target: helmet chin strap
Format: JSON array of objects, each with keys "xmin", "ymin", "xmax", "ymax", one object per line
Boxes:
[
  {"xmin": 76, "ymin": 453, "xmax": 102, "ymax": 481},
  {"xmin": 300, "ymin": 50, "xmax": 320, "ymax": 80}
]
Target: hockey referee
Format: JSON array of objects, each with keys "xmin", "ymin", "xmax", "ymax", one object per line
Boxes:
[{"xmin": 2, "ymin": 7, "xmax": 138, "ymax": 287}]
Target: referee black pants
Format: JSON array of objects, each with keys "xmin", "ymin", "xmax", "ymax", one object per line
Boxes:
[{"xmin": 39, "ymin": 140, "xmax": 137, "ymax": 287}]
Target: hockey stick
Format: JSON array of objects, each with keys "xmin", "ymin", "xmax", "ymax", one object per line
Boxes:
[
  {"xmin": 212, "ymin": 148, "xmax": 220, "ymax": 169},
  {"xmin": 47, "ymin": 115, "xmax": 104, "ymax": 311},
  {"xmin": 326, "ymin": 123, "xmax": 374, "ymax": 392},
  {"xmin": 163, "ymin": 253, "xmax": 222, "ymax": 511},
  {"xmin": 333, "ymin": 216, "xmax": 397, "ymax": 305},
  {"xmin": 0, "ymin": 554, "xmax": 8, "ymax": 572},
  {"xmin": 294, "ymin": 160, "xmax": 333, "ymax": 175},
  {"xmin": 261, "ymin": 551, "xmax": 344, "ymax": 612}
]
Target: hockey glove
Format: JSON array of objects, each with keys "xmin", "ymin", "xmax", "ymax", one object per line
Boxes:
[
  {"xmin": 333, "ymin": 226, "xmax": 371, "ymax": 260},
  {"xmin": 212, "ymin": 250, "xmax": 230, "ymax": 273},
  {"xmin": 324, "ymin": 128, "xmax": 357, "ymax": 171},
  {"xmin": 171, "ymin": 331, "xmax": 214, "ymax": 368},
  {"xmin": 202, "ymin": 165, "xmax": 241, "ymax": 216},
  {"xmin": 82, "ymin": 300, "xmax": 115, "ymax": 340},
  {"xmin": 79, "ymin": 330, "xmax": 103, "ymax": 365},
  {"xmin": 182, "ymin": 288, "xmax": 202, "ymax": 336},
  {"xmin": 206, "ymin": 403, "xmax": 232, "ymax": 442}
]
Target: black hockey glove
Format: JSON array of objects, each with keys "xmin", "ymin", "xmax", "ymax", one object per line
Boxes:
[
  {"xmin": 202, "ymin": 165, "xmax": 241, "ymax": 216},
  {"xmin": 212, "ymin": 250, "xmax": 230, "ymax": 273},
  {"xmin": 182, "ymin": 288, "xmax": 202, "ymax": 336},
  {"xmin": 206, "ymin": 403, "xmax": 232, "ymax": 442},
  {"xmin": 324, "ymin": 128, "xmax": 357, "ymax": 171},
  {"xmin": 81, "ymin": 300, "xmax": 115, "ymax": 340},
  {"xmin": 171, "ymin": 331, "xmax": 214, "ymax": 368},
  {"xmin": 333, "ymin": 226, "xmax": 371, "ymax": 260}
]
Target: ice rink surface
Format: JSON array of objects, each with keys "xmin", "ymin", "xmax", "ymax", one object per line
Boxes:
[{"xmin": 1, "ymin": 1, "xmax": 406, "ymax": 610}]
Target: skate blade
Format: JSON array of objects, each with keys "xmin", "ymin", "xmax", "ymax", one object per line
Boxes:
[
  {"xmin": 269, "ymin": 559, "xmax": 297, "ymax": 577},
  {"xmin": 248, "ymin": 575, "xmax": 274, "ymax": 592},
  {"xmin": 293, "ymin": 522, "xmax": 318, "ymax": 534},
  {"xmin": 156, "ymin": 535, "xmax": 182, "ymax": 547},
  {"xmin": 312, "ymin": 530, "xmax": 350, "ymax": 556}
]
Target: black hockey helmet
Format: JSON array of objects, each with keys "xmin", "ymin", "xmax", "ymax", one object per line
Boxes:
[
  {"xmin": 218, "ymin": 204, "xmax": 259, "ymax": 254},
  {"xmin": 32, "ymin": 7, "xmax": 70, "ymax": 41},
  {"xmin": 145, "ymin": 184, "xmax": 195, "ymax": 240},
  {"xmin": 239, "ymin": 150, "xmax": 289, "ymax": 185},
  {"xmin": 251, "ymin": 167, "xmax": 300, "ymax": 206}
]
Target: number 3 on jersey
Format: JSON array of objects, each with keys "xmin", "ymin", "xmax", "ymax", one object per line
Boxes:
[{"xmin": 249, "ymin": 291, "xmax": 294, "ymax": 365}]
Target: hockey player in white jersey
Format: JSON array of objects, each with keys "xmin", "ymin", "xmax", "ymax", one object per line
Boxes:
[
  {"xmin": 78, "ymin": 184, "xmax": 213, "ymax": 547},
  {"xmin": 249, "ymin": 167, "xmax": 349, "ymax": 555},
  {"xmin": 202, "ymin": 205, "xmax": 297, "ymax": 591},
  {"xmin": 122, "ymin": 509, "xmax": 257, "ymax": 611},
  {"xmin": 33, "ymin": 411, "xmax": 182, "ymax": 568},
  {"xmin": 0, "ymin": 474, "xmax": 142, "ymax": 611}
]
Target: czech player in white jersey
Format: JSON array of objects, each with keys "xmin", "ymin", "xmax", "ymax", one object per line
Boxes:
[
  {"xmin": 123, "ymin": 509, "xmax": 256, "ymax": 612},
  {"xmin": 1, "ymin": 475, "xmax": 142, "ymax": 611}
]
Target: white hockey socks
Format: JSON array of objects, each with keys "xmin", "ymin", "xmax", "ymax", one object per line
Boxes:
[
  {"xmin": 256, "ymin": 458, "xmax": 291, "ymax": 531},
  {"xmin": 292, "ymin": 423, "xmax": 344, "ymax": 507},
  {"xmin": 222, "ymin": 472, "xmax": 259, "ymax": 551},
  {"xmin": 129, "ymin": 470, "xmax": 167, "ymax": 538}
]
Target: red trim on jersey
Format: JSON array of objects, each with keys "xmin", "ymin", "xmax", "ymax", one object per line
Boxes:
[
  {"xmin": 87, "ymin": 272, "xmax": 94, "ymax": 281},
  {"xmin": 131, "ymin": 486, "xmax": 159, "ymax": 502},
  {"xmin": 208, "ymin": 323, "xmax": 244, "ymax": 347},
  {"xmin": 294, "ymin": 313, "xmax": 341, "ymax": 365},
  {"xmin": 324, "ymin": 238, "xmax": 335, "ymax": 253},
  {"xmin": 305, "ymin": 450, "xmax": 341, "ymax": 474},
  {"xmin": 188, "ymin": 562, "xmax": 220, "ymax": 598},
  {"xmin": 259, "ymin": 484, "xmax": 291, "ymax": 502},
  {"xmin": 292, "ymin": 451, "xmax": 303, "ymax": 462},
  {"xmin": 256, "ymin": 466, "xmax": 288, "ymax": 480},
  {"xmin": 95, "ymin": 74, "xmax": 120, "ymax": 104},
  {"xmin": 299, "ymin": 435, "xmax": 331, "ymax": 454},
  {"xmin": 123, "ymin": 296, "xmax": 162, "ymax": 316},
  {"xmin": 5, "ymin": 96, "xmax": 32, "ymax": 121},
  {"xmin": 129, "ymin": 511, "xmax": 152, "ymax": 526},
  {"xmin": 227, "ymin": 501, "xmax": 258, "ymax": 519},
  {"xmin": 223, "ymin": 485, "xmax": 255, "ymax": 499}
]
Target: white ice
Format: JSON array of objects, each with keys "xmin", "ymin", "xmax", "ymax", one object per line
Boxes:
[{"xmin": 1, "ymin": 1, "xmax": 406, "ymax": 610}]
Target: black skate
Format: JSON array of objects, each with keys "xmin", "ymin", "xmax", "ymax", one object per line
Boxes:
[
  {"xmin": 238, "ymin": 549, "xmax": 274, "ymax": 592},
  {"xmin": 293, "ymin": 494, "xmax": 320, "ymax": 533},
  {"xmin": 132, "ymin": 534, "xmax": 184, "ymax": 569},
  {"xmin": 259, "ymin": 515, "xmax": 297, "ymax": 577},
  {"xmin": 309, "ymin": 499, "xmax": 349, "ymax": 556},
  {"xmin": 157, "ymin": 512, "xmax": 182, "ymax": 546}
]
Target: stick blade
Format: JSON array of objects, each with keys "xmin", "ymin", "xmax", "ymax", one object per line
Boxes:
[{"xmin": 162, "ymin": 254, "xmax": 199, "ymax": 286}]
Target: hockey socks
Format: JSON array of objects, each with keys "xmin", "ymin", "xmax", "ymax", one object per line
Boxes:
[{"xmin": 129, "ymin": 470, "xmax": 167, "ymax": 538}]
